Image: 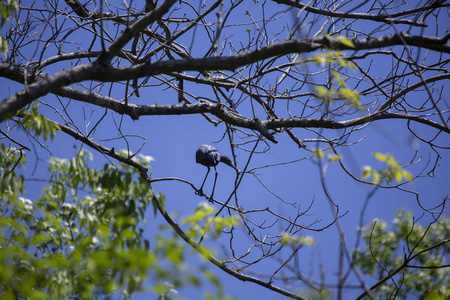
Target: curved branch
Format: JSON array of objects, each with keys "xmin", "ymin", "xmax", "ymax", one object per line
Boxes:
[
  {"xmin": 49, "ymin": 117, "xmax": 308, "ymax": 300},
  {"xmin": 356, "ymin": 238, "xmax": 450, "ymax": 300},
  {"xmin": 95, "ymin": 0, "xmax": 178, "ymax": 65},
  {"xmin": 150, "ymin": 189, "xmax": 308, "ymax": 300},
  {"xmin": 266, "ymin": 112, "xmax": 450, "ymax": 134},
  {"xmin": 50, "ymin": 91, "xmax": 450, "ymax": 139},
  {"xmin": 376, "ymin": 73, "xmax": 450, "ymax": 113},
  {"xmin": 1, "ymin": 32, "xmax": 448, "ymax": 120},
  {"xmin": 2, "ymin": 61, "xmax": 448, "ymax": 142},
  {"xmin": 273, "ymin": 0, "xmax": 448, "ymax": 27}
]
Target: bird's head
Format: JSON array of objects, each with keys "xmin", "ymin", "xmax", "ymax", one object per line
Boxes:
[{"xmin": 220, "ymin": 155, "xmax": 241, "ymax": 173}]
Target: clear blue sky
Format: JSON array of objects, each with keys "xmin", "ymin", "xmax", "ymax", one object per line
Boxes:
[{"xmin": 1, "ymin": 1, "xmax": 449, "ymax": 299}]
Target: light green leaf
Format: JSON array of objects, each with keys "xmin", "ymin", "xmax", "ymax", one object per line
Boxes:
[
  {"xmin": 361, "ymin": 166, "xmax": 372, "ymax": 179},
  {"xmin": 373, "ymin": 152, "xmax": 387, "ymax": 162},
  {"xmin": 0, "ymin": 36, "xmax": 8, "ymax": 57},
  {"xmin": 312, "ymin": 148, "xmax": 324, "ymax": 160},
  {"xmin": 372, "ymin": 171, "xmax": 380, "ymax": 184},
  {"xmin": 337, "ymin": 36, "xmax": 355, "ymax": 48}
]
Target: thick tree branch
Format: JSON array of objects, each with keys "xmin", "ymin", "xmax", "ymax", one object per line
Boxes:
[
  {"xmin": 2, "ymin": 64, "xmax": 448, "ymax": 142},
  {"xmin": 96, "ymin": 0, "xmax": 178, "ymax": 65},
  {"xmin": 1, "ymin": 33, "xmax": 448, "ymax": 120},
  {"xmin": 267, "ymin": 112, "xmax": 450, "ymax": 134},
  {"xmin": 2, "ymin": 61, "xmax": 448, "ymax": 139},
  {"xmin": 101, "ymin": 34, "xmax": 450, "ymax": 80},
  {"xmin": 0, "ymin": 63, "xmax": 95, "ymax": 121},
  {"xmin": 44, "ymin": 94, "xmax": 450, "ymax": 138}
]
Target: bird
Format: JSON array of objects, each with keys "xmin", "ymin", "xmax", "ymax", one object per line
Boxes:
[{"xmin": 195, "ymin": 144, "xmax": 240, "ymax": 200}]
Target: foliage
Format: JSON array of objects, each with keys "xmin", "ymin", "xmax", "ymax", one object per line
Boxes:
[
  {"xmin": 362, "ymin": 152, "xmax": 413, "ymax": 185},
  {"xmin": 313, "ymin": 50, "xmax": 362, "ymax": 109},
  {"xmin": 21, "ymin": 101, "xmax": 60, "ymax": 141},
  {"xmin": 182, "ymin": 202, "xmax": 240, "ymax": 240},
  {"xmin": 0, "ymin": 0, "xmax": 17, "ymax": 57},
  {"xmin": 281, "ymin": 233, "xmax": 315, "ymax": 247},
  {"xmin": 0, "ymin": 110, "xmax": 234, "ymax": 299},
  {"xmin": 0, "ymin": 0, "xmax": 449, "ymax": 299},
  {"xmin": 0, "ymin": 0, "xmax": 17, "ymax": 26},
  {"xmin": 312, "ymin": 147, "xmax": 342, "ymax": 163},
  {"xmin": 353, "ymin": 210, "xmax": 450, "ymax": 299}
]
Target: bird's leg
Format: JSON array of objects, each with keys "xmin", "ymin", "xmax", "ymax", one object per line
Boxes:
[
  {"xmin": 210, "ymin": 166, "xmax": 218, "ymax": 202},
  {"xmin": 196, "ymin": 167, "xmax": 210, "ymax": 196}
]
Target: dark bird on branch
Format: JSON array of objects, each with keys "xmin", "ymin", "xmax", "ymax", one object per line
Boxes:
[{"xmin": 195, "ymin": 144, "xmax": 239, "ymax": 200}]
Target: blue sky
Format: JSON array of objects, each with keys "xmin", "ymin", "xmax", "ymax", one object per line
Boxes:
[{"xmin": 1, "ymin": 0, "xmax": 449, "ymax": 299}]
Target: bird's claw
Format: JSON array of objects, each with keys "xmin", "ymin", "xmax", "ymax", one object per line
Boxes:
[{"xmin": 195, "ymin": 189, "xmax": 215, "ymax": 202}]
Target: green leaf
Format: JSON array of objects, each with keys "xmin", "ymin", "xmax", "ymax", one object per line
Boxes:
[
  {"xmin": 22, "ymin": 101, "xmax": 60, "ymax": 141},
  {"xmin": 354, "ymin": 210, "xmax": 449, "ymax": 299},
  {"xmin": 0, "ymin": 35, "xmax": 8, "ymax": 57},
  {"xmin": 337, "ymin": 36, "xmax": 355, "ymax": 48},
  {"xmin": 281, "ymin": 233, "xmax": 315, "ymax": 246},
  {"xmin": 301, "ymin": 236, "xmax": 315, "ymax": 246},
  {"xmin": 373, "ymin": 152, "xmax": 388, "ymax": 162},
  {"xmin": 403, "ymin": 170, "xmax": 413, "ymax": 182},
  {"xmin": 372, "ymin": 171, "xmax": 380, "ymax": 184},
  {"xmin": 327, "ymin": 153, "xmax": 341, "ymax": 162},
  {"xmin": 312, "ymin": 148, "xmax": 324, "ymax": 160},
  {"xmin": 361, "ymin": 166, "xmax": 372, "ymax": 179}
]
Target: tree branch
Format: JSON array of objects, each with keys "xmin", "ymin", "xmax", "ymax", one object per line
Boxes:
[
  {"xmin": 2, "ymin": 62, "xmax": 448, "ymax": 141},
  {"xmin": 95, "ymin": 0, "xmax": 178, "ymax": 66},
  {"xmin": 376, "ymin": 73, "xmax": 450, "ymax": 113},
  {"xmin": 50, "ymin": 118, "xmax": 308, "ymax": 300},
  {"xmin": 1, "ymin": 32, "xmax": 448, "ymax": 120},
  {"xmin": 356, "ymin": 238, "xmax": 450, "ymax": 300},
  {"xmin": 272, "ymin": 0, "xmax": 448, "ymax": 27}
]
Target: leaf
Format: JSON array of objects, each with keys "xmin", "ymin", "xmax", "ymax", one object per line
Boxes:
[
  {"xmin": 32, "ymin": 232, "xmax": 52, "ymax": 245},
  {"xmin": 391, "ymin": 168, "xmax": 403, "ymax": 182},
  {"xmin": 386, "ymin": 154, "xmax": 398, "ymax": 167},
  {"xmin": 372, "ymin": 171, "xmax": 380, "ymax": 185},
  {"xmin": 314, "ymin": 86, "xmax": 328, "ymax": 97},
  {"xmin": 403, "ymin": 170, "xmax": 413, "ymax": 182},
  {"xmin": 361, "ymin": 166, "xmax": 372, "ymax": 179},
  {"xmin": 281, "ymin": 233, "xmax": 315, "ymax": 246},
  {"xmin": 337, "ymin": 36, "xmax": 355, "ymax": 48},
  {"xmin": 327, "ymin": 153, "xmax": 341, "ymax": 162},
  {"xmin": 0, "ymin": 36, "xmax": 8, "ymax": 57},
  {"xmin": 312, "ymin": 148, "xmax": 324, "ymax": 160},
  {"xmin": 312, "ymin": 53, "xmax": 328, "ymax": 66},
  {"xmin": 301, "ymin": 236, "xmax": 315, "ymax": 246},
  {"xmin": 348, "ymin": 61, "xmax": 357, "ymax": 71},
  {"xmin": 373, "ymin": 152, "xmax": 387, "ymax": 162},
  {"xmin": 22, "ymin": 101, "xmax": 60, "ymax": 141},
  {"xmin": 425, "ymin": 290, "xmax": 445, "ymax": 300},
  {"xmin": 332, "ymin": 71, "xmax": 341, "ymax": 82}
]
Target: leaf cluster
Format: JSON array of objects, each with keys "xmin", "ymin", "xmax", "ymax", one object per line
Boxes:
[
  {"xmin": 21, "ymin": 102, "xmax": 60, "ymax": 142},
  {"xmin": 182, "ymin": 202, "xmax": 240, "ymax": 240},
  {"xmin": 0, "ymin": 144, "xmax": 233, "ymax": 299},
  {"xmin": 0, "ymin": 0, "xmax": 17, "ymax": 56},
  {"xmin": 353, "ymin": 210, "xmax": 450, "ymax": 299},
  {"xmin": 362, "ymin": 152, "xmax": 413, "ymax": 185},
  {"xmin": 313, "ymin": 50, "xmax": 362, "ymax": 109}
]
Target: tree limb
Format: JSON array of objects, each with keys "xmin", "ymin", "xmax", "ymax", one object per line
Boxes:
[{"xmin": 272, "ymin": 0, "xmax": 448, "ymax": 27}]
